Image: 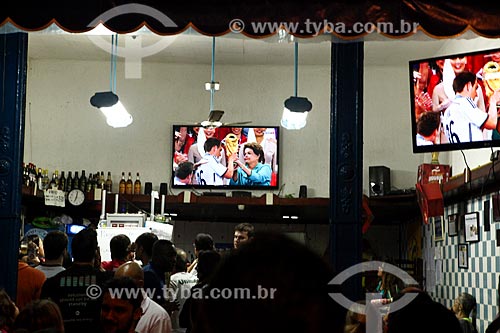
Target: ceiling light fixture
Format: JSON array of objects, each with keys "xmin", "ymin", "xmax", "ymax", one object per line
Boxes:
[
  {"xmin": 280, "ymin": 42, "xmax": 312, "ymax": 130},
  {"xmin": 90, "ymin": 34, "xmax": 133, "ymax": 128}
]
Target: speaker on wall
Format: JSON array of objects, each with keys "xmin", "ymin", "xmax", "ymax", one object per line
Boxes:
[{"xmin": 369, "ymin": 166, "xmax": 391, "ymax": 197}]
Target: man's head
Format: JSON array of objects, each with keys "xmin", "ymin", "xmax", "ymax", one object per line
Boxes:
[
  {"xmin": 110, "ymin": 234, "xmax": 131, "ymax": 261},
  {"xmin": 135, "ymin": 232, "xmax": 158, "ymax": 265},
  {"xmin": 416, "ymin": 112, "xmax": 440, "ymax": 141},
  {"xmin": 43, "ymin": 230, "xmax": 68, "ymax": 261},
  {"xmin": 151, "ymin": 240, "xmax": 177, "ymax": 273},
  {"xmin": 175, "ymin": 162, "xmax": 194, "ymax": 183},
  {"xmin": 194, "ymin": 233, "xmax": 214, "ymax": 256},
  {"xmin": 204, "ymin": 138, "xmax": 222, "ymax": 157},
  {"xmin": 174, "ymin": 248, "xmax": 189, "ymax": 273},
  {"xmin": 71, "ymin": 228, "xmax": 97, "ymax": 263},
  {"xmin": 233, "ymin": 223, "xmax": 254, "ymax": 249},
  {"xmin": 453, "ymin": 71, "xmax": 477, "ymax": 98},
  {"xmin": 100, "ymin": 277, "xmax": 143, "ymax": 333},
  {"xmin": 115, "ymin": 261, "xmax": 145, "ymax": 288}
]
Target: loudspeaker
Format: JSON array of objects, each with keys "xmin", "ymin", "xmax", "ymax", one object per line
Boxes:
[
  {"xmin": 299, "ymin": 185, "xmax": 308, "ymax": 198},
  {"xmin": 144, "ymin": 182, "xmax": 153, "ymax": 195},
  {"xmin": 159, "ymin": 183, "xmax": 168, "ymax": 195},
  {"xmin": 369, "ymin": 166, "xmax": 390, "ymax": 197}
]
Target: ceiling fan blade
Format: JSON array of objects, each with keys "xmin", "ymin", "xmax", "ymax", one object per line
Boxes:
[
  {"xmin": 208, "ymin": 110, "xmax": 224, "ymax": 122},
  {"xmin": 222, "ymin": 121, "xmax": 252, "ymax": 126}
]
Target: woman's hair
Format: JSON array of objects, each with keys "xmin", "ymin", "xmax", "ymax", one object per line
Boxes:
[
  {"xmin": 243, "ymin": 142, "xmax": 265, "ymax": 164},
  {"xmin": 455, "ymin": 292, "xmax": 477, "ymax": 328},
  {"xmin": 0, "ymin": 288, "xmax": 17, "ymax": 329},
  {"xmin": 13, "ymin": 299, "xmax": 64, "ymax": 332}
]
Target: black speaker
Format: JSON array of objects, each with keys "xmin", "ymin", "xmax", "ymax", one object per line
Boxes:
[
  {"xmin": 299, "ymin": 185, "xmax": 308, "ymax": 198},
  {"xmin": 369, "ymin": 166, "xmax": 390, "ymax": 197}
]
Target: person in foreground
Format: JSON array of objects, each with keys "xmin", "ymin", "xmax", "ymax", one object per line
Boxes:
[
  {"xmin": 386, "ymin": 287, "xmax": 462, "ymax": 333},
  {"xmin": 189, "ymin": 231, "xmax": 345, "ymax": 333}
]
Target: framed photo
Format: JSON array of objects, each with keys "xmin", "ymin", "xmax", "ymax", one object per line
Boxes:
[
  {"xmin": 458, "ymin": 243, "xmax": 469, "ymax": 269},
  {"xmin": 448, "ymin": 214, "xmax": 458, "ymax": 237},
  {"xmin": 464, "ymin": 212, "xmax": 480, "ymax": 243},
  {"xmin": 433, "ymin": 216, "xmax": 444, "ymax": 242}
]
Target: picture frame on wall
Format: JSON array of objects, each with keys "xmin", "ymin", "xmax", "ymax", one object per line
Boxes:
[
  {"xmin": 458, "ymin": 243, "xmax": 468, "ymax": 269},
  {"xmin": 448, "ymin": 214, "xmax": 458, "ymax": 237},
  {"xmin": 464, "ymin": 212, "xmax": 480, "ymax": 243},
  {"xmin": 433, "ymin": 216, "xmax": 444, "ymax": 242}
]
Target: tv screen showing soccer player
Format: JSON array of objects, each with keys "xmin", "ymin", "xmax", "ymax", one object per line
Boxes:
[
  {"xmin": 171, "ymin": 125, "xmax": 279, "ymax": 189},
  {"xmin": 410, "ymin": 47, "xmax": 500, "ymax": 153}
]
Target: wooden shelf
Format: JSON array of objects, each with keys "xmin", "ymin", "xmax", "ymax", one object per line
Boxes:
[{"xmin": 21, "ymin": 188, "xmax": 330, "ymax": 224}]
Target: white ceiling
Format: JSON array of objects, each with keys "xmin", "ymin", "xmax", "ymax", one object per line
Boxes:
[{"xmin": 26, "ymin": 27, "xmax": 453, "ymax": 66}]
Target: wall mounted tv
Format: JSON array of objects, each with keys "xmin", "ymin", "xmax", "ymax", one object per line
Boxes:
[
  {"xmin": 171, "ymin": 126, "xmax": 279, "ymax": 190},
  {"xmin": 410, "ymin": 47, "xmax": 500, "ymax": 153}
]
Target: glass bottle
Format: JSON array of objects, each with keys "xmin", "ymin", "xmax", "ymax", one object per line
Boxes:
[
  {"xmin": 59, "ymin": 171, "xmax": 66, "ymax": 191},
  {"xmin": 125, "ymin": 172, "xmax": 133, "ymax": 195},
  {"xmin": 134, "ymin": 172, "xmax": 141, "ymax": 195},
  {"xmin": 73, "ymin": 171, "xmax": 79, "ymax": 190},
  {"xmin": 79, "ymin": 170, "xmax": 87, "ymax": 192},
  {"xmin": 65, "ymin": 171, "xmax": 73, "ymax": 192},
  {"xmin": 105, "ymin": 171, "xmax": 113, "ymax": 193},
  {"xmin": 119, "ymin": 172, "xmax": 126, "ymax": 194}
]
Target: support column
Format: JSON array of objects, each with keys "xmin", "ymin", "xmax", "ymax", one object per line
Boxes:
[
  {"xmin": 329, "ymin": 41, "xmax": 363, "ymax": 301},
  {"xmin": 0, "ymin": 32, "xmax": 28, "ymax": 298}
]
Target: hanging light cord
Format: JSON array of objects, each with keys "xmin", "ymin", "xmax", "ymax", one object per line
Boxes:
[
  {"xmin": 110, "ymin": 34, "xmax": 118, "ymax": 93},
  {"xmin": 210, "ymin": 36, "xmax": 216, "ymax": 111},
  {"xmin": 294, "ymin": 42, "xmax": 298, "ymax": 97}
]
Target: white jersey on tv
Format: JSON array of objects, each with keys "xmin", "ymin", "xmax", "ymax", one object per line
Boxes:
[
  {"xmin": 442, "ymin": 95, "xmax": 487, "ymax": 143},
  {"xmin": 195, "ymin": 153, "xmax": 227, "ymax": 185}
]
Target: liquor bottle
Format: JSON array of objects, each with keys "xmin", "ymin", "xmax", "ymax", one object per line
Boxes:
[
  {"xmin": 65, "ymin": 171, "xmax": 73, "ymax": 192},
  {"xmin": 79, "ymin": 170, "xmax": 87, "ymax": 192},
  {"xmin": 119, "ymin": 172, "xmax": 126, "ymax": 194},
  {"xmin": 59, "ymin": 171, "xmax": 66, "ymax": 191},
  {"xmin": 100, "ymin": 171, "xmax": 106, "ymax": 189},
  {"xmin": 125, "ymin": 172, "xmax": 133, "ymax": 195},
  {"xmin": 105, "ymin": 171, "xmax": 113, "ymax": 193},
  {"xmin": 86, "ymin": 173, "xmax": 93, "ymax": 193},
  {"xmin": 49, "ymin": 171, "xmax": 58, "ymax": 189},
  {"xmin": 37, "ymin": 168, "xmax": 43, "ymax": 190},
  {"xmin": 73, "ymin": 171, "xmax": 80, "ymax": 190},
  {"xmin": 42, "ymin": 169, "xmax": 50, "ymax": 190},
  {"xmin": 134, "ymin": 172, "xmax": 141, "ymax": 195}
]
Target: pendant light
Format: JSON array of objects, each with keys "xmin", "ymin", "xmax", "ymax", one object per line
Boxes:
[
  {"xmin": 280, "ymin": 42, "xmax": 312, "ymax": 130},
  {"xmin": 90, "ymin": 35, "xmax": 133, "ymax": 128}
]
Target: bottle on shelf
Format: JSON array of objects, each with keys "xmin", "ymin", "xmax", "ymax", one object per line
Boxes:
[
  {"xmin": 42, "ymin": 169, "xmax": 50, "ymax": 190},
  {"xmin": 59, "ymin": 171, "xmax": 66, "ymax": 191},
  {"xmin": 119, "ymin": 172, "xmax": 126, "ymax": 194},
  {"xmin": 36, "ymin": 168, "xmax": 43, "ymax": 190},
  {"xmin": 100, "ymin": 171, "xmax": 106, "ymax": 189},
  {"xmin": 105, "ymin": 171, "xmax": 113, "ymax": 193},
  {"xmin": 86, "ymin": 173, "xmax": 93, "ymax": 193},
  {"xmin": 79, "ymin": 170, "xmax": 87, "ymax": 192},
  {"xmin": 49, "ymin": 171, "xmax": 59, "ymax": 189},
  {"xmin": 134, "ymin": 172, "xmax": 141, "ymax": 195},
  {"xmin": 125, "ymin": 172, "xmax": 133, "ymax": 195},
  {"xmin": 74, "ymin": 171, "xmax": 80, "ymax": 190},
  {"xmin": 65, "ymin": 171, "xmax": 73, "ymax": 192}
]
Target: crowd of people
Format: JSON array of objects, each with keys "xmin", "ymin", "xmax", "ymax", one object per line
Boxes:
[
  {"xmin": 4, "ymin": 221, "xmax": 499, "ymax": 333},
  {"xmin": 413, "ymin": 51, "xmax": 500, "ymax": 146},
  {"xmin": 172, "ymin": 126, "xmax": 278, "ymax": 187}
]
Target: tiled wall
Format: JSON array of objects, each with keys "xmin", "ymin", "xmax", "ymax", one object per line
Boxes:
[{"xmin": 423, "ymin": 193, "xmax": 499, "ymax": 333}]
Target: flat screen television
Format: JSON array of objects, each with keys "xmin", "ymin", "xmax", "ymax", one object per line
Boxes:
[
  {"xmin": 410, "ymin": 47, "xmax": 500, "ymax": 153},
  {"xmin": 171, "ymin": 125, "xmax": 279, "ymax": 189}
]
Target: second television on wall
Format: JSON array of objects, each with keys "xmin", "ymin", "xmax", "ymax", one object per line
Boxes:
[
  {"xmin": 171, "ymin": 126, "xmax": 279, "ymax": 190},
  {"xmin": 410, "ymin": 47, "xmax": 500, "ymax": 153}
]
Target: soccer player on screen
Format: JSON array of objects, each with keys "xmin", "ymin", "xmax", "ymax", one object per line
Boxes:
[
  {"xmin": 442, "ymin": 71, "xmax": 500, "ymax": 143},
  {"xmin": 195, "ymin": 137, "xmax": 237, "ymax": 185}
]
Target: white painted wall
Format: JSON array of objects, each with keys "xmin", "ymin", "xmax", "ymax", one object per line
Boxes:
[
  {"xmin": 24, "ymin": 36, "xmax": 499, "ymax": 198},
  {"xmin": 24, "ymin": 59, "xmax": 331, "ymax": 197}
]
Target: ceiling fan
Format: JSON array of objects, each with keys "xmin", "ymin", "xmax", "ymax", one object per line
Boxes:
[{"xmin": 195, "ymin": 37, "xmax": 251, "ymax": 129}]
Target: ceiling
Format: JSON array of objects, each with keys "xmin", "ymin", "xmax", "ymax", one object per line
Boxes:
[{"xmin": 26, "ymin": 27, "xmax": 451, "ymax": 66}]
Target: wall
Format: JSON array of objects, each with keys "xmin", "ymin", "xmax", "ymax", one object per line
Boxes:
[
  {"xmin": 24, "ymin": 59, "xmax": 331, "ymax": 197},
  {"xmin": 424, "ymin": 194, "xmax": 499, "ymax": 333}
]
